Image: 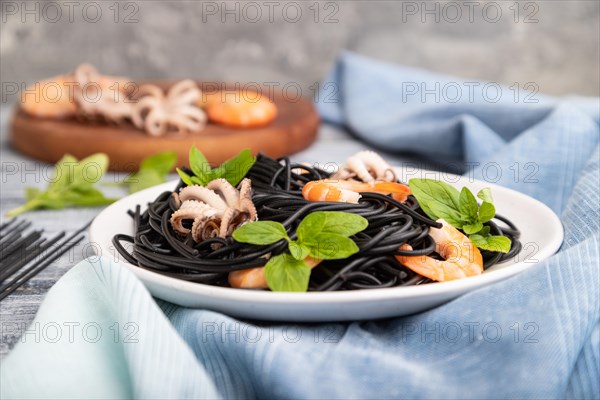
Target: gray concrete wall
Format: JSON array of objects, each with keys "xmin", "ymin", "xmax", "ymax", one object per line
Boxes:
[{"xmin": 1, "ymin": 1, "xmax": 599, "ymax": 100}]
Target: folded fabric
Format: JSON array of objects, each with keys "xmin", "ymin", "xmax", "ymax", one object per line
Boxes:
[
  {"xmin": 318, "ymin": 52, "xmax": 599, "ymax": 166},
  {"xmin": 2, "ymin": 53, "xmax": 599, "ymax": 399}
]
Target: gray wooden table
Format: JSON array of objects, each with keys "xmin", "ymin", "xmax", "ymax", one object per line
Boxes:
[{"xmin": 0, "ymin": 103, "xmax": 430, "ymax": 359}]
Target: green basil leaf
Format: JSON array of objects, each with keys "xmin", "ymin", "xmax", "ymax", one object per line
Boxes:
[
  {"xmin": 428, "ymin": 203, "xmax": 465, "ymax": 227},
  {"xmin": 408, "ymin": 179, "xmax": 462, "ymax": 223},
  {"xmin": 128, "ymin": 169, "xmax": 163, "ymax": 193},
  {"xmin": 478, "ymin": 225, "xmax": 491, "ymax": 236},
  {"xmin": 265, "ymin": 253, "xmax": 311, "ymax": 292},
  {"xmin": 211, "ymin": 149, "xmax": 256, "ymax": 186},
  {"xmin": 462, "ymin": 222, "xmax": 484, "ymax": 235},
  {"xmin": 318, "ymin": 211, "xmax": 368, "ymax": 236},
  {"xmin": 31, "ymin": 185, "xmax": 113, "ymax": 209},
  {"xmin": 31, "ymin": 200, "xmax": 66, "ymax": 210},
  {"xmin": 6, "ymin": 153, "xmax": 114, "ymax": 217},
  {"xmin": 458, "ymin": 187, "xmax": 479, "ymax": 223},
  {"xmin": 49, "ymin": 154, "xmax": 78, "ymax": 190},
  {"xmin": 304, "ymin": 233, "xmax": 359, "ymax": 260},
  {"xmin": 63, "ymin": 187, "xmax": 117, "ymax": 206},
  {"xmin": 28, "ymin": 191, "xmax": 66, "ymax": 209},
  {"xmin": 25, "ymin": 187, "xmax": 42, "ymax": 201},
  {"xmin": 477, "ymin": 188, "xmax": 493, "ymax": 204},
  {"xmin": 296, "ymin": 212, "xmax": 326, "ymax": 242},
  {"xmin": 176, "ymin": 168, "xmax": 194, "ymax": 186},
  {"xmin": 190, "ymin": 176, "xmax": 205, "ymax": 186},
  {"xmin": 189, "ymin": 147, "xmax": 211, "ymax": 184},
  {"xmin": 478, "ymin": 202, "xmax": 496, "ymax": 223},
  {"xmin": 288, "ymin": 241, "xmax": 311, "ymax": 260},
  {"xmin": 297, "ymin": 211, "xmax": 368, "ymax": 243},
  {"xmin": 72, "ymin": 153, "xmax": 109, "ymax": 186},
  {"xmin": 232, "ymin": 221, "xmax": 289, "ymax": 245},
  {"xmin": 139, "ymin": 151, "xmax": 177, "ymax": 175},
  {"xmin": 469, "ymin": 234, "xmax": 511, "ymax": 253},
  {"xmin": 126, "ymin": 152, "xmax": 178, "ymax": 193}
]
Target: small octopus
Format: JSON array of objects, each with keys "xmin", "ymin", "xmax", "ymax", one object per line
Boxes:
[
  {"xmin": 170, "ymin": 178, "xmax": 257, "ymax": 242},
  {"xmin": 131, "ymin": 80, "xmax": 207, "ymax": 136},
  {"xmin": 332, "ymin": 150, "xmax": 397, "ymax": 183}
]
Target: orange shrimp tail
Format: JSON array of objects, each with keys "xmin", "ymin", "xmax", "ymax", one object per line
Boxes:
[
  {"xmin": 229, "ymin": 266, "xmax": 268, "ymax": 289},
  {"xmin": 391, "ymin": 193, "xmax": 410, "ymax": 202},
  {"xmin": 302, "ymin": 181, "xmax": 361, "ymax": 203},
  {"xmin": 311, "ymin": 179, "xmax": 410, "ymax": 203},
  {"xmin": 396, "ymin": 244, "xmax": 446, "ymax": 282},
  {"xmin": 396, "ymin": 219, "xmax": 483, "ymax": 282},
  {"xmin": 369, "ymin": 181, "xmax": 411, "ymax": 202},
  {"xmin": 229, "ymin": 257, "xmax": 321, "ymax": 289}
]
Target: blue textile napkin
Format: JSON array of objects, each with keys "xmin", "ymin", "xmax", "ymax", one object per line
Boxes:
[{"xmin": 2, "ymin": 53, "xmax": 599, "ymax": 399}]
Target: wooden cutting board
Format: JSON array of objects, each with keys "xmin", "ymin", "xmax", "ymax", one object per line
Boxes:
[{"xmin": 10, "ymin": 81, "xmax": 320, "ymax": 171}]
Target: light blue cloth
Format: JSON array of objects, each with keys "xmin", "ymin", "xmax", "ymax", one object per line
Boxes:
[{"xmin": 2, "ymin": 53, "xmax": 599, "ymax": 399}]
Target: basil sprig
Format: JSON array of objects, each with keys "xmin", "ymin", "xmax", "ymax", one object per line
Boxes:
[
  {"xmin": 6, "ymin": 154, "xmax": 116, "ymax": 217},
  {"xmin": 177, "ymin": 147, "xmax": 256, "ymax": 187},
  {"xmin": 408, "ymin": 179, "xmax": 511, "ymax": 253},
  {"xmin": 124, "ymin": 151, "xmax": 177, "ymax": 193},
  {"xmin": 233, "ymin": 211, "xmax": 368, "ymax": 292}
]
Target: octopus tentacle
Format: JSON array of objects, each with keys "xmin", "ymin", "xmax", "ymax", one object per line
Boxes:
[
  {"xmin": 178, "ymin": 185, "xmax": 228, "ymax": 210},
  {"xmin": 170, "ymin": 192, "xmax": 182, "ymax": 209},
  {"xmin": 167, "ymin": 80, "xmax": 201, "ymax": 105},
  {"xmin": 219, "ymin": 208, "xmax": 240, "ymax": 238},
  {"xmin": 131, "ymin": 97, "xmax": 161, "ymax": 129},
  {"xmin": 137, "ymin": 84, "xmax": 165, "ymax": 99},
  {"xmin": 333, "ymin": 150, "xmax": 397, "ymax": 183},
  {"xmin": 238, "ymin": 178, "xmax": 257, "ymax": 221},
  {"xmin": 206, "ymin": 179, "xmax": 240, "ymax": 208},
  {"xmin": 131, "ymin": 81, "xmax": 206, "ymax": 136},
  {"xmin": 170, "ymin": 178, "xmax": 259, "ymax": 243},
  {"xmin": 167, "ymin": 114, "xmax": 204, "ymax": 134},
  {"xmin": 144, "ymin": 111, "xmax": 169, "ymax": 137},
  {"xmin": 174, "ymin": 106, "xmax": 208, "ymax": 127},
  {"xmin": 191, "ymin": 212, "xmax": 224, "ymax": 243},
  {"xmin": 73, "ymin": 64, "xmax": 132, "ymax": 124},
  {"xmin": 170, "ymin": 201, "xmax": 214, "ymax": 234}
]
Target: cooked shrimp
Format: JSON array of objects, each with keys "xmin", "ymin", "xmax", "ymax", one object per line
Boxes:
[
  {"xmin": 229, "ymin": 256, "xmax": 321, "ymax": 289},
  {"xmin": 302, "ymin": 180, "xmax": 362, "ymax": 203},
  {"xmin": 396, "ymin": 219, "xmax": 483, "ymax": 282},
  {"xmin": 302, "ymin": 179, "xmax": 411, "ymax": 204},
  {"xmin": 20, "ymin": 75, "xmax": 78, "ymax": 119},
  {"xmin": 201, "ymin": 90, "xmax": 277, "ymax": 128}
]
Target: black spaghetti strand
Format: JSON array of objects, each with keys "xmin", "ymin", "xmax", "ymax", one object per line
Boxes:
[{"xmin": 113, "ymin": 154, "xmax": 522, "ymax": 291}]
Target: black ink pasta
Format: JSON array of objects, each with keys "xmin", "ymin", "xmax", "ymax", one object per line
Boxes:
[{"xmin": 113, "ymin": 154, "xmax": 522, "ymax": 291}]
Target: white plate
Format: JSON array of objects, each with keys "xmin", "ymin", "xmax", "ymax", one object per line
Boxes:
[{"xmin": 89, "ymin": 171, "xmax": 563, "ymax": 321}]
